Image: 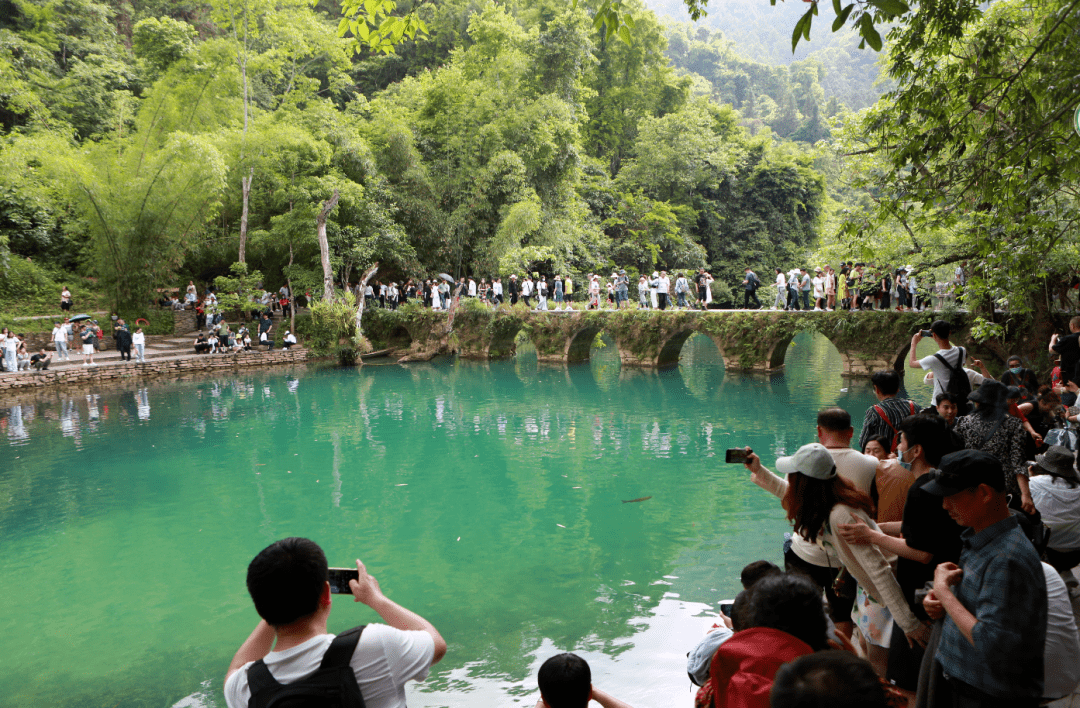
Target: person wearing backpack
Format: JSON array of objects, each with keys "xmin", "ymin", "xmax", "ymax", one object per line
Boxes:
[
  {"xmin": 858, "ymin": 370, "xmax": 919, "ymax": 453},
  {"xmin": 742, "ymin": 267, "xmax": 761, "ymax": 309},
  {"xmin": 909, "ymin": 320, "xmax": 970, "ymax": 413},
  {"xmin": 224, "ymin": 538, "xmax": 446, "ymax": 708}
]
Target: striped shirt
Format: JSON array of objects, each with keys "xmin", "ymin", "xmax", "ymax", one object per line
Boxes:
[{"xmin": 858, "ymin": 396, "xmax": 918, "ymax": 451}]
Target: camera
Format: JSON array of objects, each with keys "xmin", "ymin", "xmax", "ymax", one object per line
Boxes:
[{"xmin": 920, "ymin": 329, "xmax": 933, "ymax": 338}]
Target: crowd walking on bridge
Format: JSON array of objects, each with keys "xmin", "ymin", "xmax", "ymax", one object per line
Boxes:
[{"xmin": 341, "ymin": 259, "xmax": 968, "ymax": 314}]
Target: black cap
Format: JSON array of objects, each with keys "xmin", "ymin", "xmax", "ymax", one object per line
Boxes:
[{"xmin": 922, "ymin": 450, "xmax": 1006, "ymax": 496}]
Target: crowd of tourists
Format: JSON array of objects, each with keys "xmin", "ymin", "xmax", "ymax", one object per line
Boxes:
[
  {"xmin": 715, "ymin": 318, "xmax": 1080, "ymax": 708},
  {"xmin": 219, "ymin": 318, "xmax": 1080, "ymax": 708},
  {"xmin": 192, "ymin": 311, "xmax": 297, "ymax": 355},
  {"xmin": 751, "ymin": 261, "xmax": 966, "ymax": 312},
  {"xmin": 0, "ymin": 318, "xmax": 148, "ymax": 372},
  {"xmin": 356, "ymin": 269, "xmax": 718, "ymax": 312},
  {"xmin": 351, "ymin": 260, "xmax": 967, "ymax": 314}
]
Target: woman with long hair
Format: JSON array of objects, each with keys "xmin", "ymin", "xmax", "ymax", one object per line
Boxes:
[{"xmin": 744, "ymin": 443, "xmax": 929, "ymax": 675}]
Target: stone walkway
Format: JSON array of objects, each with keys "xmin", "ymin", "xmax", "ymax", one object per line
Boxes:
[
  {"xmin": 0, "ymin": 336, "xmax": 311, "ymax": 393},
  {"xmin": 41, "ymin": 334, "xmax": 198, "ymax": 369}
]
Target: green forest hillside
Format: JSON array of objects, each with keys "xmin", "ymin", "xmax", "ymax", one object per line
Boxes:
[
  {"xmin": 0, "ymin": 0, "xmax": 829, "ymax": 313},
  {"xmin": 647, "ymin": 0, "xmax": 888, "ymax": 112}
]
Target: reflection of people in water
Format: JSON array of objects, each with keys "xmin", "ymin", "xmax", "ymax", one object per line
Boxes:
[
  {"xmin": 6, "ymin": 404, "xmax": 28, "ymax": 441},
  {"xmin": 137, "ymin": 388, "xmax": 150, "ymax": 421}
]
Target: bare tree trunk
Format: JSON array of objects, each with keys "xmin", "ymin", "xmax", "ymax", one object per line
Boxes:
[
  {"xmin": 239, "ymin": 167, "xmax": 253, "ymax": 263},
  {"xmin": 288, "ymin": 243, "xmax": 296, "ymax": 333},
  {"xmin": 317, "ymin": 189, "xmax": 340, "ymax": 302},
  {"xmin": 355, "ymin": 263, "xmax": 379, "ymax": 337}
]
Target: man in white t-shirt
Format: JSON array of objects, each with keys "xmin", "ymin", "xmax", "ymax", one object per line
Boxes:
[
  {"xmin": 224, "ymin": 538, "xmax": 446, "ymax": 708},
  {"xmin": 773, "ymin": 268, "xmax": 787, "ymax": 310},
  {"xmin": 909, "ymin": 320, "xmax": 966, "ymax": 409},
  {"xmin": 656, "ymin": 271, "xmax": 671, "ymax": 310},
  {"xmin": 52, "ymin": 321, "xmax": 69, "ymax": 361}
]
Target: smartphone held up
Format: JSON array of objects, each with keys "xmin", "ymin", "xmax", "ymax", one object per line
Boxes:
[
  {"xmin": 725, "ymin": 448, "xmax": 751, "ymax": 464},
  {"xmin": 328, "ymin": 567, "xmax": 359, "ymax": 594}
]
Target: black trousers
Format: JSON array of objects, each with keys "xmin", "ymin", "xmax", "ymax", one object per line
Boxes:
[{"xmin": 783, "ymin": 541, "xmax": 855, "ymax": 623}]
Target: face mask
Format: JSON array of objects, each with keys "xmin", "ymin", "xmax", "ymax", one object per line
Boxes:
[
  {"xmin": 897, "ymin": 446, "xmax": 914, "ymax": 471},
  {"xmin": 1010, "ymin": 366, "xmax": 1023, "ymax": 375}
]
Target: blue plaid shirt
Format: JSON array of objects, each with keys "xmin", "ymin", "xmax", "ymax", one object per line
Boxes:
[{"xmin": 936, "ymin": 515, "xmax": 1047, "ymax": 699}]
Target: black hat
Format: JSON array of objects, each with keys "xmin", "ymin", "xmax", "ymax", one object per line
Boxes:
[
  {"xmin": 968, "ymin": 380, "xmax": 1007, "ymax": 407},
  {"xmin": 1032, "ymin": 446, "xmax": 1078, "ymax": 480},
  {"xmin": 922, "ymin": 450, "xmax": 1006, "ymax": 496}
]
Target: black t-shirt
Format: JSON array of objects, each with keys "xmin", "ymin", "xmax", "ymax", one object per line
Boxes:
[
  {"xmin": 30, "ymin": 353, "xmax": 47, "ymax": 363},
  {"xmin": 695, "ymin": 273, "xmax": 708, "ymax": 288},
  {"xmin": 896, "ymin": 474, "xmax": 965, "ymax": 619},
  {"xmin": 1053, "ymin": 332, "xmax": 1080, "ymax": 384}
]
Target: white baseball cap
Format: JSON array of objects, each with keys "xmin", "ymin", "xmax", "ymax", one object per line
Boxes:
[{"xmin": 775, "ymin": 443, "xmax": 836, "ymax": 480}]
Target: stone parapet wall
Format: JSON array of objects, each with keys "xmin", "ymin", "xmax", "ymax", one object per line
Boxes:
[
  {"xmin": 17, "ymin": 332, "xmax": 59, "ymax": 352},
  {"xmin": 174, "ymin": 309, "xmax": 197, "ymax": 334},
  {"xmin": 0, "ymin": 349, "xmax": 314, "ymax": 392}
]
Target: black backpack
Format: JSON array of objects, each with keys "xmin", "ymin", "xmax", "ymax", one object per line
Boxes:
[
  {"xmin": 248, "ymin": 626, "xmax": 367, "ymax": 708},
  {"xmin": 934, "ymin": 347, "xmax": 971, "ymax": 414}
]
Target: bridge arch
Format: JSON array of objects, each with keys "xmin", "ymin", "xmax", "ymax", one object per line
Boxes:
[
  {"xmin": 893, "ymin": 343, "xmax": 914, "ymax": 373},
  {"xmin": 766, "ymin": 334, "xmax": 797, "ymax": 370},
  {"xmin": 654, "ymin": 329, "xmax": 696, "ymax": 368},
  {"xmin": 565, "ymin": 325, "xmax": 607, "ymax": 363},
  {"xmin": 487, "ymin": 320, "xmax": 526, "ymax": 359},
  {"xmin": 386, "ymin": 325, "xmax": 413, "ymax": 352},
  {"xmin": 769, "ymin": 330, "xmax": 851, "ymax": 377}
]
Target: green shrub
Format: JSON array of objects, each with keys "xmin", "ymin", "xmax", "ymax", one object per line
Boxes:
[
  {"xmin": 306, "ymin": 296, "xmax": 358, "ymax": 357},
  {"xmin": 0, "ymin": 257, "xmax": 55, "ymax": 301},
  {"xmin": 0, "ymin": 261, "xmax": 108, "ymax": 317},
  {"xmin": 132, "ymin": 310, "xmax": 175, "ymax": 335}
]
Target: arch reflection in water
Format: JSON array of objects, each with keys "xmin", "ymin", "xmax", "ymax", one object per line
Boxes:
[{"xmin": 0, "ymin": 343, "xmax": 882, "ymax": 708}]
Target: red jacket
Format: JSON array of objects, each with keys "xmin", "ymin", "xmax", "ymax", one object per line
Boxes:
[{"xmin": 707, "ymin": 627, "xmax": 814, "ymax": 708}]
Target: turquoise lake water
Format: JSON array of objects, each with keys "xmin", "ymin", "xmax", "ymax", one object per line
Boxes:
[{"xmin": 0, "ymin": 332, "xmax": 939, "ymax": 707}]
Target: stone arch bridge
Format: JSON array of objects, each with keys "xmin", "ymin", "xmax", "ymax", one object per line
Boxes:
[{"xmin": 361, "ymin": 307, "xmax": 989, "ymax": 376}]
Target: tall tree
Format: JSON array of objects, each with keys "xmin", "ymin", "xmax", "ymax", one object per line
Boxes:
[
  {"xmin": 317, "ymin": 188, "xmax": 340, "ymax": 301},
  {"xmin": 836, "ymin": 0, "xmax": 1080, "ymax": 336}
]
